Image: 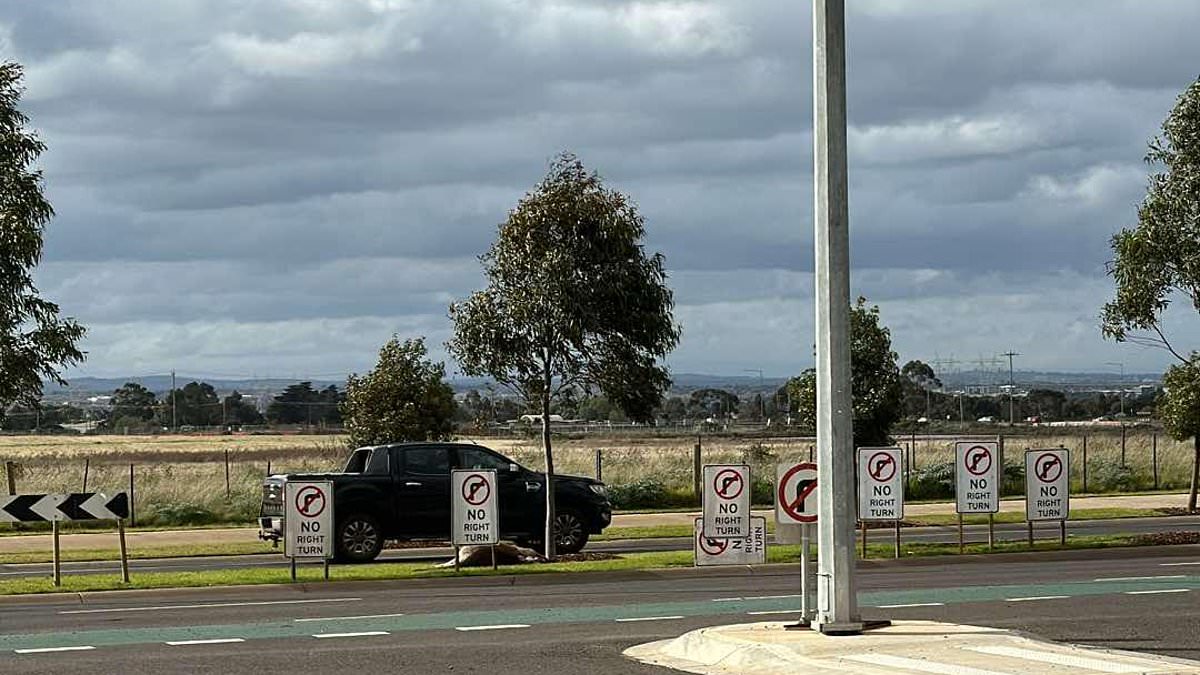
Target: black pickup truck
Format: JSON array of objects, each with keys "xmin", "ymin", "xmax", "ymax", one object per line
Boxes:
[{"xmin": 259, "ymin": 442, "xmax": 612, "ymax": 562}]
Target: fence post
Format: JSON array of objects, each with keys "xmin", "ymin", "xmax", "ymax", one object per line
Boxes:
[
  {"xmin": 1152, "ymin": 433, "xmax": 1159, "ymax": 490},
  {"xmin": 594, "ymin": 449, "xmax": 603, "ymax": 482},
  {"xmin": 1082, "ymin": 435, "xmax": 1088, "ymax": 493},
  {"xmin": 1120, "ymin": 425, "xmax": 1127, "ymax": 467},
  {"xmin": 82, "ymin": 458, "xmax": 90, "ymax": 492},
  {"xmin": 692, "ymin": 436, "xmax": 702, "ymax": 501},
  {"xmin": 129, "ymin": 463, "xmax": 136, "ymax": 527},
  {"xmin": 224, "ymin": 449, "xmax": 231, "ymax": 498},
  {"xmin": 4, "ymin": 461, "xmax": 15, "ymax": 531}
]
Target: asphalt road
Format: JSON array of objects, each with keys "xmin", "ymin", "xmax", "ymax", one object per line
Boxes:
[
  {"xmin": 3, "ymin": 514, "xmax": 1196, "ymax": 579},
  {"xmin": 1, "ymin": 545, "xmax": 1197, "ymax": 673}
]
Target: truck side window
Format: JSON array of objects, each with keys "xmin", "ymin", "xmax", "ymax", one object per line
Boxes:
[
  {"xmin": 457, "ymin": 447, "xmax": 510, "ymax": 471},
  {"xmin": 365, "ymin": 447, "xmax": 390, "ymax": 475},
  {"xmin": 343, "ymin": 448, "xmax": 371, "ymax": 473},
  {"xmin": 404, "ymin": 447, "xmax": 449, "ymax": 476}
]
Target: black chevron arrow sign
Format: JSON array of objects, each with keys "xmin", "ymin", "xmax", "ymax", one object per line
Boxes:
[{"xmin": 0, "ymin": 492, "xmax": 130, "ymax": 522}]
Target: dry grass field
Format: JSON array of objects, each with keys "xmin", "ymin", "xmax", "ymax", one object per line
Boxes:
[{"xmin": 0, "ymin": 430, "xmax": 1191, "ymax": 526}]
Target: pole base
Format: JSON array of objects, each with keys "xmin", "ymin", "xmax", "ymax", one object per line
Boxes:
[
  {"xmin": 783, "ymin": 618, "xmax": 812, "ymax": 631},
  {"xmin": 817, "ymin": 619, "xmax": 891, "ymax": 636}
]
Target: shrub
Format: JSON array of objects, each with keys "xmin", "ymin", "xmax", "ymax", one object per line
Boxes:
[
  {"xmin": 607, "ymin": 478, "xmax": 669, "ymax": 509},
  {"xmin": 1088, "ymin": 459, "xmax": 1140, "ymax": 493},
  {"xmin": 908, "ymin": 460, "xmax": 954, "ymax": 500}
]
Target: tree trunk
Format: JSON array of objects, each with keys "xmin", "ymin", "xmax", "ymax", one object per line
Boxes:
[
  {"xmin": 1189, "ymin": 435, "xmax": 1199, "ymax": 513},
  {"xmin": 542, "ymin": 368, "xmax": 556, "ymax": 560}
]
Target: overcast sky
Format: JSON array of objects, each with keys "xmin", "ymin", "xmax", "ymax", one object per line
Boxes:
[{"xmin": 6, "ymin": 0, "xmax": 1200, "ymax": 381}]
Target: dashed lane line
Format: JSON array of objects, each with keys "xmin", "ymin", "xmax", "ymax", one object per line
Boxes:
[
  {"xmin": 875, "ymin": 602, "xmax": 945, "ymax": 609},
  {"xmin": 165, "ymin": 638, "xmax": 245, "ymax": 646},
  {"xmin": 1124, "ymin": 588, "xmax": 1190, "ymax": 595},
  {"xmin": 614, "ymin": 616, "xmax": 684, "ymax": 623},
  {"xmin": 14, "ymin": 646, "xmax": 95, "ymax": 655},
  {"xmin": 295, "ymin": 613, "xmax": 405, "ymax": 623},
  {"xmin": 1004, "ymin": 595, "xmax": 1069, "ymax": 602},
  {"xmin": 1093, "ymin": 575, "xmax": 1186, "ymax": 582},
  {"xmin": 59, "ymin": 597, "xmax": 361, "ymax": 615},
  {"xmin": 1160, "ymin": 561, "xmax": 1200, "ymax": 566},
  {"xmin": 454, "ymin": 624, "xmax": 531, "ymax": 632},
  {"xmin": 312, "ymin": 632, "xmax": 389, "ymax": 639}
]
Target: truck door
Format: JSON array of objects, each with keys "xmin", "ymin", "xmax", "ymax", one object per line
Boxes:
[
  {"xmin": 455, "ymin": 446, "xmax": 537, "ymax": 538},
  {"xmin": 396, "ymin": 445, "xmax": 452, "ymax": 538}
]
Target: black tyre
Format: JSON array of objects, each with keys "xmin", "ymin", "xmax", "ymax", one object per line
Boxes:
[
  {"xmin": 554, "ymin": 510, "xmax": 589, "ymax": 554},
  {"xmin": 335, "ymin": 513, "xmax": 383, "ymax": 563}
]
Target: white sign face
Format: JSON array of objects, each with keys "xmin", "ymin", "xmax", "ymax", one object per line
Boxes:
[
  {"xmin": 702, "ymin": 464, "xmax": 750, "ymax": 538},
  {"xmin": 285, "ymin": 481, "xmax": 334, "ymax": 559},
  {"xmin": 775, "ymin": 462, "xmax": 818, "ymax": 525},
  {"xmin": 694, "ymin": 516, "xmax": 766, "ymax": 566},
  {"xmin": 452, "ymin": 470, "xmax": 499, "ymax": 546},
  {"xmin": 1026, "ymin": 449, "xmax": 1069, "ymax": 521},
  {"xmin": 955, "ymin": 441, "xmax": 1000, "ymax": 514},
  {"xmin": 858, "ymin": 447, "xmax": 904, "ymax": 521}
]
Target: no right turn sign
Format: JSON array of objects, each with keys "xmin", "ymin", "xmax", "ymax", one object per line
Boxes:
[
  {"xmin": 955, "ymin": 441, "xmax": 999, "ymax": 514},
  {"xmin": 858, "ymin": 447, "xmax": 903, "ymax": 521}
]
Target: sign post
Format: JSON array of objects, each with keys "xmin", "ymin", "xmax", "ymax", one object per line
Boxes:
[
  {"xmin": 284, "ymin": 481, "xmax": 334, "ymax": 580},
  {"xmin": 703, "ymin": 465, "xmax": 750, "ymax": 538},
  {"xmin": 776, "ymin": 462, "xmax": 818, "ymax": 627},
  {"xmin": 955, "ymin": 441, "xmax": 1000, "ymax": 554},
  {"xmin": 858, "ymin": 447, "xmax": 904, "ymax": 558},
  {"xmin": 452, "ymin": 470, "xmax": 499, "ymax": 571},
  {"xmin": 1025, "ymin": 449, "xmax": 1069, "ymax": 547}
]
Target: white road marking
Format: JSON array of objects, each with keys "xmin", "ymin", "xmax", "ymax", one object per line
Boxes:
[
  {"xmin": 1160, "ymin": 561, "xmax": 1200, "ymax": 566},
  {"xmin": 1125, "ymin": 588, "xmax": 1190, "ymax": 595},
  {"xmin": 454, "ymin": 624, "xmax": 530, "ymax": 632},
  {"xmin": 875, "ymin": 602, "xmax": 945, "ymax": 608},
  {"xmin": 713, "ymin": 594, "xmax": 801, "ymax": 602},
  {"xmin": 312, "ymin": 631, "xmax": 389, "ymax": 639},
  {"xmin": 1005, "ymin": 595, "xmax": 1069, "ymax": 602},
  {"xmin": 615, "ymin": 616, "xmax": 684, "ymax": 623},
  {"xmin": 1094, "ymin": 574, "xmax": 1185, "ymax": 582},
  {"xmin": 967, "ymin": 645, "xmax": 1152, "ymax": 673},
  {"xmin": 165, "ymin": 638, "xmax": 246, "ymax": 646},
  {"xmin": 844, "ymin": 653, "xmax": 1011, "ymax": 675},
  {"xmin": 295, "ymin": 613, "xmax": 405, "ymax": 623},
  {"xmin": 60, "ymin": 597, "xmax": 361, "ymax": 615},
  {"xmin": 711, "ymin": 597, "xmax": 743, "ymax": 602},
  {"xmin": 14, "ymin": 646, "xmax": 96, "ymax": 655},
  {"xmin": 747, "ymin": 609, "xmax": 802, "ymax": 615}
]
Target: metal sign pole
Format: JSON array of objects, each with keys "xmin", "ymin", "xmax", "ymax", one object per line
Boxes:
[
  {"xmin": 52, "ymin": 520, "xmax": 61, "ymax": 587},
  {"xmin": 1027, "ymin": 521, "xmax": 1034, "ymax": 548},
  {"xmin": 324, "ymin": 558, "xmax": 329, "ymax": 581},
  {"xmin": 957, "ymin": 514, "xmax": 964, "ymax": 554},
  {"xmin": 118, "ymin": 519, "xmax": 130, "ymax": 583},
  {"xmin": 491, "ymin": 544, "xmax": 498, "ymax": 571},
  {"xmin": 894, "ymin": 519, "xmax": 900, "ymax": 559},
  {"xmin": 988, "ymin": 513, "xmax": 994, "ymax": 550},
  {"xmin": 800, "ymin": 524, "xmax": 812, "ymax": 625},
  {"xmin": 860, "ymin": 521, "xmax": 867, "ymax": 558},
  {"xmin": 1060, "ymin": 519, "xmax": 1066, "ymax": 547},
  {"xmin": 291, "ymin": 557, "xmax": 297, "ymax": 581},
  {"xmin": 454, "ymin": 545, "xmax": 460, "ymax": 573}
]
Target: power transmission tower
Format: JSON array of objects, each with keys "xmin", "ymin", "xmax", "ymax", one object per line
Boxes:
[{"xmin": 1002, "ymin": 351, "xmax": 1019, "ymax": 424}]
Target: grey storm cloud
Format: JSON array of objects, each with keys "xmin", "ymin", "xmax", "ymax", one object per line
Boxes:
[{"xmin": 6, "ymin": 0, "xmax": 1200, "ymax": 378}]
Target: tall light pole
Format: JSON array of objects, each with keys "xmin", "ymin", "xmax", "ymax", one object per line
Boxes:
[
  {"xmin": 812, "ymin": 0, "xmax": 861, "ymax": 634},
  {"xmin": 1002, "ymin": 351, "xmax": 1019, "ymax": 424},
  {"xmin": 1105, "ymin": 361, "xmax": 1125, "ymax": 417},
  {"xmin": 744, "ymin": 369, "xmax": 765, "ymax": 419}
]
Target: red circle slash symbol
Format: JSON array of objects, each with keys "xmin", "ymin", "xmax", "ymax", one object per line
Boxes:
[
  {"xmin": 713, "ymin": 469, "xmax": 744, "ymax": 500},
  {"xmin": 777, "ymin": 463, "xmax": 818, "ymax": 523},
  {"xmin": 964, "ymin": 446, "xmax": 993, "ymax": 476},
  {"xmin": 295, "ymin": 486, "xmax": 326, "ymax": 518},
  {"xmin": 463, "ymin": 474, "xmax": 491, "ymax": 505},
  {"xmin": 698, "ymin": 533, "xmax": 728, "ymax": 556},
  {"xmin": 1035, "ymin": 453, "xmax": 1063, "ymax": 483},
  {"xmin": 868, "ymin": 452, "xmax": 897, "ymax": 482}
]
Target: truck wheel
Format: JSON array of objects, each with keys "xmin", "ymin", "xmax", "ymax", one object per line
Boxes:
[
  {"xmin": 336, "ymin": 513, "xmax": 383, "ymax": 563},
  {"xmin": 554, "ymin": 510, "xmax": 589, "ymax": 554}
]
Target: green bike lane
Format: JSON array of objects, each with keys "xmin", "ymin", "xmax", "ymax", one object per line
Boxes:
[{"xmin": 1, "ymin": 574, "xmax": 1197, "ymax": 653}]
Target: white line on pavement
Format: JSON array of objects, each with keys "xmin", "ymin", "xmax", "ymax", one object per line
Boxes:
[
  {"xmin": 1160, "ymin": 561, "xmax": 1200, "ymax": 566},
  {"xmin": 312, "ymin": 632, "xmax": 389, "ymax": 639},
  {"xmin": 966, "ymin": 645, "xmax": 1151, "ymax": 673},
  {"xmin": 711, "ymin": 597, "xmax": 743, "ymax": 602},
  {"xmin": 454, "ymin": 624, "xmax": 531, "ymax": 632},
  {"xmin": 712, "ymin": 594, "xmax": 801, "ymax": 602},
  {"xmin": 60, "ymin": 597, "xmax": 361, "ymax": 614},
  {"xmin": 1125, "ymin": 588, "xmax": 1190, "ymax": 595},
  {"xmin": 615, "ymin": 616, "xmax": 684, "ymax": 623},
  {"xmin": 746, "ymin": 609, "xmax": 802, "ymax": 616},
  {"xmin": 1094, "ymin": 575, "xmax": 1186, "ymax": 582},
  {"xmin": 844, "ymin": 653, "xmax": 1010, "ymax": 675},
  {"xmin": 165, "ymin": 638, "xmax": 246, "ymax": 646},
  {"xmin": 1005, "ymin": 595, "xmax": 1070, "ymax": 602},
  {"xmin": 295, "ymin": 613, "xmax": 406, "ymax": 623},
  {"xmin": 14, "ymin": 646, "xmax": 96, "ymax": 655},
  {"xmin": 875, "ymin": 602, "xmax": 945, "ymax": 608}
]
